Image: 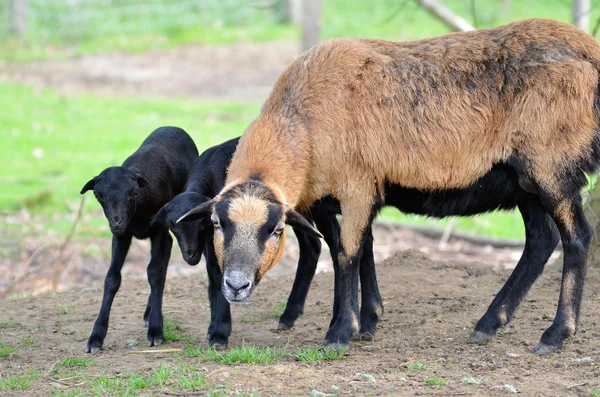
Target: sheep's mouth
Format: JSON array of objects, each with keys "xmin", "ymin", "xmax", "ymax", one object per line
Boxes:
[{"xmin": 110, "ymin": 226, "xmax": 126, "ymax": 236}]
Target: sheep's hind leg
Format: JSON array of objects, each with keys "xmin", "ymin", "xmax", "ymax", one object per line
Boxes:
[
  {"xmin": 468, "ymin": 198, "xmax": 559, "ymax": 344},
  {"xmin": 533, "ymin": 194, "xmax": 591, "ymax": 354}
]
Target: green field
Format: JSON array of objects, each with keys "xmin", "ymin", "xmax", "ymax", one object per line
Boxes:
[
  {"xmin": 3, "ymin": 0, "xmax": 588, "ymax": 240},
  {"xmin": 0, "ymin": 82, "xmax": 525, "ymax": 240}
]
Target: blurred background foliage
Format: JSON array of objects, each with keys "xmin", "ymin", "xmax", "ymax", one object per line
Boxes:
[{"xmin": 2, "ymin": 0, "xmax": 598, "ymax": 241}]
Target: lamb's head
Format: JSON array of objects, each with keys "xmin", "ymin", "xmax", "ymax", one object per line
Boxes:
[
  {"xmin": 81, "ymin": 167, "xmax": 153, "ymax": 236},
  {"xmin": 178, "ymin": 180, "xmax": 322, "ymax": 303}
]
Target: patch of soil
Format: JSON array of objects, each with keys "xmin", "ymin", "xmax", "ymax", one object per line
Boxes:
[
  {"xmin": 2, "ymin": 250, "xmax": 599, "ymax": 396},
  {"xmin": 0, "ymin": 41, "xmax": 300, "ymax": 100}
]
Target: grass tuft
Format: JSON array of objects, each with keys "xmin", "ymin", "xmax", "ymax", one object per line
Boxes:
[
  {"xmin": 163, "ymin": 319, "xmax": 186, "ymax": 343},
  {"xmin": 57, "ymin": 357, "xmax": 95, "ymax": 369},
  {"xmin": 270, "ymin": 300, "xmax": 287, "ymax": 319},
  {"xmin": 0, "ymin": 343, "xmax": 16, "ymax": 358},
  {"xmin": 424, "ymin": 376, "xmax": 447, "ymax": 387},
  {"xmin": 21, "ymin": 336, "xmax": 36, "ymax": 346},
  {"xmin": 0, "ymin": 370, "xmax": 39, "ymax": 390},
  {"xmin": 403, "ymin": 361, "xmax": 433, "ymax": 371},
  {"xmin": 185, "ymin": 342, "xmax": 285, "ymax": 364},
  {"xmin": 294, "ymin": 346, "xmax": 345, "ymax": 362},
  {"xmin": 0, "ymin": 318, "xmax": 20, "ymax": 328}
]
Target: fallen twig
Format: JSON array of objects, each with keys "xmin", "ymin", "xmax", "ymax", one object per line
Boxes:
[
  {"xmin": 566, "ymin": 382, "xmax": 587, "ymax": 389},
  {"xmin": 52, "ymin": 196, "xmax": 86, "ymax": 292}
]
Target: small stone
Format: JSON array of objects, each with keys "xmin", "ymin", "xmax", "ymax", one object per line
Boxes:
[
  {"xmin": 328, "ymin": 385, "xmax": 340, "ymax": 394},
  {"xmin": 504, "ymin": 384, "xmax": 518, "ymax": 393},
  {"xmin": 359, "ymin": 373, "xmax": 376, "ymax": 383},
  {"xmin": 571, "ymin": 357, "xmax": 593, "ymax": 365},
  {"xmin": 309, "ymin": 390, "xmax": 330, "ymax": 397},
  {"xmin": 506, "ymin": 352, "xmax": 519, "ymax": 358}
]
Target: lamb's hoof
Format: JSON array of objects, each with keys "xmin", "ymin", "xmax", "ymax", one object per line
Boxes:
[
  {"xmin": 88, "ymin": 346, "xmax": 101, "ymax": 354},
  {"xmin": 148, "ymin": 337, "xmax": 163, "ymax": 347},
  {"xmin": 144, "ymin": 320, "xmax": 149, "ymax": 328},
  {"xmin": 467, "ymin": 330, "xmax": 494, "ymax": 345},
  {"xmin": 533, "ymin": 342, "xmax": 559, "ymax": 355},
  {"xmin": 277, "ymin": 322, "xmax": 293, "ymax": 331},
  {"xmin": 209, "ymin": 341, "xmax": 227, "ymax": 350},
  {"xmin": 320, "ymin": 341, "xmax": 350, "ymax": 355}
]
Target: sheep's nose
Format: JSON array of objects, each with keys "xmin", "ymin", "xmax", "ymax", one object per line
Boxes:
[
  {"xmin": 224, "ymin": 275, "xmax": 251, "ymax": 295},
  {"xmin": 111, "ymin": 216, "xmax": 123, "ymax": 226}
]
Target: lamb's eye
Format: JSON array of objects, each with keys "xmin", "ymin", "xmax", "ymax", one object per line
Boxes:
[{"xmin": 211, "ymin": 215, "xmax": 221, "ymax": 229}]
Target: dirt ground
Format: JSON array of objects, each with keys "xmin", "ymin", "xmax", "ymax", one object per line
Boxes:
[{"xmin": 2, "ymin": 249, "xmax": 600, "ymax": 396}]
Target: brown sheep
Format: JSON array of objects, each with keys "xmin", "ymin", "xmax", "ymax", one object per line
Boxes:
[{"xmin": 180, "ymin": 19, "xmax": 600, "ymax": 354}]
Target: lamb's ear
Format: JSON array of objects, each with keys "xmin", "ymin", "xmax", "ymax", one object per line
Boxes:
[
  {"xmin": 150, "ymin": 205, "xmax": 167, "ymax": 227},
  {"xmin": 285, "ymin": 207, "xmax": 323, "ymax": 239},
  {"xmin": 80, "ymin": 177, "xmax": 97, "ymax": 194},
  {"xmin": 177, "ymin": 198, "xmax": 217, "ymax": 223},
  {"xmin": 135, "ymin": 174, "xmax": 155, "ymax": 191}
]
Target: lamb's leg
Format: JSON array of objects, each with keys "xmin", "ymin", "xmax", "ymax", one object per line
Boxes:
[
  {"xmin": 145, "ymin": 227, "xmax": 172, "ymax": 347},
  {"xmin": 205, "ymin": 236, "xmax": 232, "ymax": 348},
  {"xmin": 278, "ymin": 213, "xmax": 324, "ymax": 330},
  {"xmin": 468, "ymin": 198, "xmax": 559, "ymax": 344},
  {"xmin": 87, "ymin": 233, "xmax": 132, "ymax": 353}
]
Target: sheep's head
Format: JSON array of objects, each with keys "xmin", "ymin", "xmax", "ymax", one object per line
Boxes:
[
  {"xmin": 178, "ymin": 180, "xmax": 322, "ymax": 304},
  {"xmin": 151, "ymin": 192, "xmax": 211, "ymax": 266},
  {"xmin": 80, "ymin": 167, "xmax": 153, "ymax": 236}
]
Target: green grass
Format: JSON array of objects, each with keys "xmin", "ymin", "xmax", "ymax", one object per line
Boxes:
[
  {"xmin": 294, "ymin": 346, "xmax": 345, "ymax": 362},
  {"xmin": 240, "ymin": 314, "xmax": 266, "ymax": 323},
  {"xmin": 424, "ymin": 376, "xmax": 447, "ymax": 387},
  {"xmin": 21, "ymin": 336, "xmax": 36, "ymax": 346},
  {"xmin": 403, "ymin": 361, "xmax": 433, "ymax": 372},
  {"xmin": 184, "ymin": 343, "xmax": 286, "ymax": 365},
  {"xmin": 590, "ymin": 390, "xmax": 600, "ymax": 397},
  {"xmin": 0, "ymin": 343, "xmax": 16, "ymax": 358},
  {"xmin": 0, "ymin": 0, "xmax": 592, "ymax": 62},
  {"xmin": 0, "ymin": 370, "xmax": 39, "ymax": 391},
  {"xmin": 56, "ymin": 357, "xmax": 96, "ymax": 369},
  {"xmin": 163, "ymin": 319, "xmax": 186, "ymax": 343},
  {"xmin": 270, "ymin": 300, "xmax": 287, "ymax": 319},
  {"xmin": 56, "ymin": 303, "xmax": 72, "ymax": 314},
  {"xmin": 0, "ymin": 318, "xmax": 19, "ymax": 328}
]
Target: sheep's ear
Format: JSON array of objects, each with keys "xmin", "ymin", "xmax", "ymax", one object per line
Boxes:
[
  {"xmin": 285, "ymin": 207, "xmax": 323, "ymax": 239},
  {"xmin": 177, "ymin": 198, "xmax": 216, "ymax": 223},
  {"xmin": 150, "ymin": 205, "xmax": 167, "ymax": 227},
  {"xmin": 80, "ymin": 177, "xmax": 97, "ymax": 194},
  {"xmin": 136, "ymin": 174, "xmax": 155, "ymax": 191}
]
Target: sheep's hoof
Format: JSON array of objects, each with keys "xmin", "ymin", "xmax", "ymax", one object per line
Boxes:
[
  {"xmin": 207, "ymin": 333, "xmax": 228, "ymax": 349},
  {"xmin": 144, "ymin": 320, "xmax": 149, "ymax": 328},
  {"xmin": 88, "ymin": 346, "xmax": 101, "ymax": 354},
  {"xmin": 467, "ymin": 330, "xmax": 494, "ymax": 345},
  {"xmin": 148, "ymin": 336, "xmax": 163, "ymax": 347},
  {"xmin": 319, "ymin": 341, "xmax": 350, "ymax": 355},
  {"xmin": 210, "ymin": 341, "xmax": 227, "ymax": 350},
  {"xmin": 351, "ymin": 332, "xmax": 373, "ymax": 342},
  {"xmin": 277, "ymin": 322, "xmax": 293, "ymax": 331},
  {"xmin": 533, "ymin": 342, "xmax": 559, "ymax": 355}
]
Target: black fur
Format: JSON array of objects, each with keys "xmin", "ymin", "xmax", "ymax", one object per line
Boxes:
[{"xmin": 81, "ymin": 126, "xmax": 198, "ymax": 353}]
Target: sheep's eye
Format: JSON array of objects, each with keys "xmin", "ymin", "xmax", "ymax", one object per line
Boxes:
[
  {"xmin": 272, "ymin": 223, "xmax": 285, "ymax": 237},
  {"xmin": 211, "ymin": 215, "xmax": 221, "ymax": 229},
  {"xmin": 94, "ymin": 194, "xmax": 103, "ymax": 202}
]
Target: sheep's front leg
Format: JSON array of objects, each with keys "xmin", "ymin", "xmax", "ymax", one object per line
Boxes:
[
  {"xmin": 323, "ymin": 190, "xmax": 377, "ymax": 352},
  {"xmin": 205, "ymin": 236, "xmax": 232, "ymax": 348},
  {"xmin": 146, "ymin": 226, "xmax": 172, "ymax": 347},
  {"xmin": 87, "ymin": 233, "xmax": 132, "ymax": 353}
]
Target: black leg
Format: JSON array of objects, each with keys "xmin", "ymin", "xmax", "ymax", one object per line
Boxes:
[
  {"xmin": 357, "ymin": 225, "xmax": 383, "ymax": 340},
  {"xmin": 534, "ymin": 195, "xmax": 591, "ymax": 354},
  {"xmin": 205, "ymin": 236, "xmax": 232, "ymax": 348},
  {"xmin": 468, "ymin": 198, "xmax": 560, "ymax": 344},
  {"xmin": 87, "ymin": 233, "xmax": 132, "ymax": 353},
  {"xmin": 143, "ymin": 296, "xmax": 151, "ymax": 327},
  {"xmin": 312, "ymin": 214, "xmax": 342, "ymax": 329},
  {"xmin": 278, "ymin": 214, "xmax": 322, "ymax": 330},
  {"xmin": 145, "ymin": 227, "xmax": 171, "ymax": 347}
]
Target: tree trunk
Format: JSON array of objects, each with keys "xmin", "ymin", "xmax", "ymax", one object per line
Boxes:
[
  {"xmin": 573, "ymin": 0, "xmax": 590, "ymax": 33},
  {"xmin": 415, "ymin": 0, "xmax": 474, "ymax": 32},
  {"xmin": 10, "ymin": 0, "xmax": 26, "ymax": 37},
  {"xmin": 302, "ymin": 0, "xmax": 321, "ymax": 52}
]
